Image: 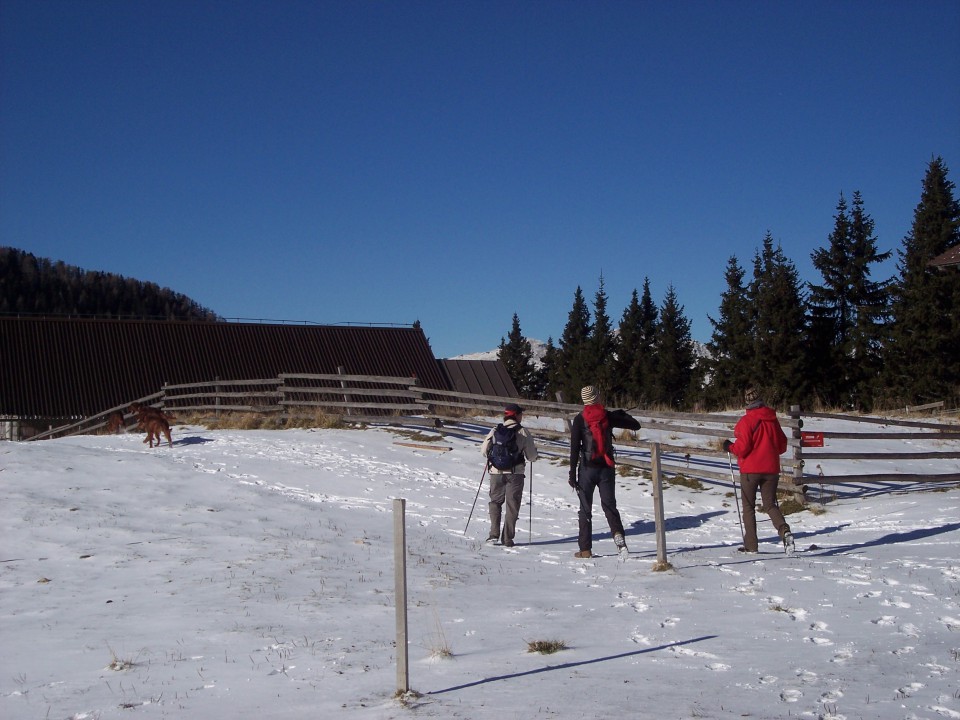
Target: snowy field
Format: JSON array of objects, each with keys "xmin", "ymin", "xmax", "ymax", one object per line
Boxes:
[{"xmin": 1, "ymin": 416, "xmax": 959, "ymax": 720}]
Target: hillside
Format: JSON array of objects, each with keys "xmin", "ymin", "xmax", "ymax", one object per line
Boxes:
[{"xmin": 0, "ymin": 247, "xmax": 220, "ymax": 321}]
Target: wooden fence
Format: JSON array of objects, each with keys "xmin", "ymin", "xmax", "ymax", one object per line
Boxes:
[{"xmin": 25, "ymin": 373, "xmax": 960, "ymax": 499}]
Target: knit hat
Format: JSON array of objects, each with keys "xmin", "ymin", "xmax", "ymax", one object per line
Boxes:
[
  {"xmin": 581, "ymin": 385, "xmax": 600, "ymax": 405},
  {"xmin": 504, "ymin": 402, "xmax": 523, "ymax": 417},
  {"xmin": 744, "ymin": 386, "xmax": 761, "ymax": 405}
]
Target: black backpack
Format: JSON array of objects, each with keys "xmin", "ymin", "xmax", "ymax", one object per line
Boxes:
[{"xmin": 487, "ymin": 423, "xmax": 525, "ymax": 471}]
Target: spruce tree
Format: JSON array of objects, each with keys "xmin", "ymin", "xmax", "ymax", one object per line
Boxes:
[
  {"xmin": 847, "ymin": 191, "xmax": 893, "ymax": 407},
  {"xmin": 497, "ymin": 314, "xmax": 539, "ymax": 398},
  {"xmin": 751, "ymin": 233, "xmax": 809, "ymax": 407},
  {"xmin": 556, "ymin": 287, "xmax": 593, "ymax": 403},
  {"xmin": 540, "ymin": 338, "xmax": 562, "ymax": 401},
  {"xmin": 615, "ymin": 289, "xmax": 644, "ymax": 402},
  {"xmin": 636, "ymin": 278, "xmax": 659, "ymax": 405},
  {"xmin": 587, "ymin": 275, "xmax": 615, "ymax": 395},
  {"xmin": 706, "ymin": 256, "xmax": 754, "ymax": 408},
  {"xmin": 886, "ymin": 157, "xmax": 960, "ymax": 404},
  {"xmin": 808, "ymin": 192, "xmax": 892, "ymax": 408},
  {"xmin": 652, "ymin": 285, "xmax": 695, "ymax": 408}
]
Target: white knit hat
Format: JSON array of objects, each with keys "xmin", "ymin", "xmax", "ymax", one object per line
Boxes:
[{"xmin": 581, "ymin": 385, "xmax": 600, "ymax": 405}]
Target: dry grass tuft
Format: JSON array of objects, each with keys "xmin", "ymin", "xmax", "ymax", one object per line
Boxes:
[{"xmin": 527, "ymin": 639, "xmax": 568, "ymax": 654}]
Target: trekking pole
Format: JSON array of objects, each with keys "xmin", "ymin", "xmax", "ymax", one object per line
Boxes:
[
  {"xmin": 528, "ymin": 461, "xmax": 533, "ymax": 544},
  {"xmin": 464, "ymin": 463, "xmax": 489, "ymax": 535},
  {"xmin": 727, "ymin": 453, "xmax": 745, "ymax": 539}
]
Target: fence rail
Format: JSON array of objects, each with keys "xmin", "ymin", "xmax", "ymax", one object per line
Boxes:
[{"xmin": 22, "ymin": 374, "xmax": 960, "ymax": 501}]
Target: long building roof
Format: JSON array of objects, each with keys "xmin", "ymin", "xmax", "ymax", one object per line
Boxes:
[{"xmin": 0, "ymin": 317, "xmax": 451, "ymax": 419}]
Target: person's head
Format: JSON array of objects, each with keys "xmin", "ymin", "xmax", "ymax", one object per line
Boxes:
[
  {"xmin": 581, "ymin": 385, "xmax": 600, "ymax": 405},
  {"xmin": 504, "ymin": 402, "xmax": 523, "ymax": 420},
  {"xmin": 744, "ymin": 386, "xmax": 761, "ymax": 406}
]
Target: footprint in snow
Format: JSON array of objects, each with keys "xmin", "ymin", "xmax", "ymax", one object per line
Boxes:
[
  {"xmin": 897, "ymin": 682, "xmax": 925, "ymax": 696},
  {"xmin": 830, "ymin": 648, "xmax": 854, "ymax": 664},
  {"xmin": 899, "ymin": 623, "xmax": 921, "ymax": 638},
  {"xmin": 928, "ymin": 705, "xmax": 960, "ymax": 718},
  {"xmin": 940, "ymin": 615, "xmax": 960, "ymax": 631},
  {"xmin": 805, "ymin": 637, "xmax": 833, "ymax": 646},
  {"xmin": 779, "ymin": 688, "xmax": 803, "ymax": 703},
  {"xmin": 881, "ymin": 597, "xmax": 912, "ymax": 608},
  {"xmin": 871, "ymin": 615, "xmax": 897, "ymax": 626}
]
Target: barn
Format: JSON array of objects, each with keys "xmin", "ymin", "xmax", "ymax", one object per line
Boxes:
[{"xmin": 0, "ymin": 317, "xmax": 517, "ymax": 439}]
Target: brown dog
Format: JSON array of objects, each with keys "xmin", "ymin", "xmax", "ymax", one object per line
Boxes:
[
  {"xmin": 130, "ymin": 403, "xmax": 174, "ymax": 448},
  {"xmin": 105, "ymin": 412, "xmax": 124, "ymax": 434},
  {"xmin": 139, "ymin": 415, "xmax": 172, "ymax": 448}
]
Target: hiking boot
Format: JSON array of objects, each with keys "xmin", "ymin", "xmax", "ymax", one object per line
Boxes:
[
  {"xmin": 574, "ymin": 550, "xmax": 592, "ymax": 559},
  {"xmin": 485, "ymin": 537, "xmax": 500, "ymax": 546},
  {"xmin": 502, "ymin": 540, "xmax": 515, "ymax": 548},
  {"xmin": 737, "ymin": 546, "xmax": 758, "ymax": 554},
  {"xmin": 613, "ymin": 533, "xmax": 627, "ymax": 552}
]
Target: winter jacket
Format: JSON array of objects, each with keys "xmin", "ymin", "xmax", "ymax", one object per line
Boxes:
[
  {"xmin": 728, "ymin": 403, "xmax": 788, "ymax": 474},
  {"xmin": 480, "ymin": 418, "xmax": 539, "ymax": 474}
]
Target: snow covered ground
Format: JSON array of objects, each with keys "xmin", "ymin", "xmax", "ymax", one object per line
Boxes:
[{"xmin": 1, "ymin": 416, "xmax": 959, "ymax": 720}]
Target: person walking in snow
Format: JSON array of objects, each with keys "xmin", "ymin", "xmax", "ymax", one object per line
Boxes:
[
  {"xmin": 480, "ymin": 403, "xmax": 538, "ymax": 547},
  {"xmin": 568, "ymin": 385, "xmax": 641, "ymax": 559},
  {"xmin": 723, "ymin": 386, "xmax": 794, "ymax": 553}
]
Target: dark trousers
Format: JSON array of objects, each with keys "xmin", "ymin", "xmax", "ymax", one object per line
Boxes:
[
  {"xmin": 576, "ymin": 464, "xmax": 624, "ymax": 551},
  {"xmin": 740, "ymin": 473, "xmax": 790, "ymax": 551},
  {"xmin": 488, "ymin": 472, "xmax": 525, "ymax": 544}
]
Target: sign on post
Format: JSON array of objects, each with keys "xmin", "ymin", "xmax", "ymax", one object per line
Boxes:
[{"xmin": 800, "ymin": 431, "xmax": 824, "ymax": 448}]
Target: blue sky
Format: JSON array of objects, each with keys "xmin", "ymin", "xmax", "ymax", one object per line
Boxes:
[{"xmin": 2, "ymin": 0, "xmax": 958, "ymax": 359}]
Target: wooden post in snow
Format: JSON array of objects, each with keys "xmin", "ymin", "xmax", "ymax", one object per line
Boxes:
[
  {"xmin": 393, "ymin": 499, "xmax": 409, "ymax": 694},
  {"xmin": 650, "ymin": 443, "xmax": 672, "ymax": 571}
]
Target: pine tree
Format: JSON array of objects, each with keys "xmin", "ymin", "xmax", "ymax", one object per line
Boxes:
[
  {"xmin": 808, "ymin": 192, "xmax": 892, "ymax": 408},
  {"xmin": 886, "ymin": 157, "xmax": 960, "ymax": 404},
  {"xmin": 751, "ymin": 233, "xmax": 808, "ymax": 407},
  {"xmin": 615, "ymin": 289, "xmax": 644, "ymax": 402},
  {"xmin": 497, "ymin": 314, "xmax": 539, "ymax": 399},
  {"xmin": 587, "ymin": 275, "xmax": 615, "ymax": 395},
  {"xmin": 847, "ymin": 191, "xmax": 893, "ymax": 407},
  {"xmin": 706, "ymin": 256, "xmax": 754, "ymax": 408},
  {"xmin": 635, "ymin": 278, "xmax": 659, "ymax": 405},
  {"xmin": 555, "ymin": 287, "xmax": 593, "ymax": 402},
  {"xmin": 539, "ymin": 338, "xmax": 562, "ymax": 401},
  {"xmin": 651, "ymin": 285, "xmax": 695, "ymax": 408}
]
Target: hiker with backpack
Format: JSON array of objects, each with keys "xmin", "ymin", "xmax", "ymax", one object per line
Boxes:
[
  {"xmin": 568, "ymin": 385, "xmax": 641, "ymax": 559},
  {"xmin": 479, "ymin": 402, "xmax": 539, "ymax": 547}
]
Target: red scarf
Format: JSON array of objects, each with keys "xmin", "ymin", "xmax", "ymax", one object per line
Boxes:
[{"xmin": 583, "ymin": 404, "xmax": 614, "ymax": 467}]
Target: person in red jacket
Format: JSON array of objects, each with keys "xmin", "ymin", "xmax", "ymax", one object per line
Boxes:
[{"xmin": 723, "ymin": 386, "xmax": 794, "ymax": 553}]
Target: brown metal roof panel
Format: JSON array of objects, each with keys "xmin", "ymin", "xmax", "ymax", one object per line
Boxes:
[{"xmin": 0, "ymin": 318, "xmax": 450, "ymax": 419}]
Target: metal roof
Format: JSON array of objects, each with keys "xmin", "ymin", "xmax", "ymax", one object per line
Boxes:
[
  {"xmin": 0, "ymin": 317, "xmax": 450, "ymax": 419},
  {"xmin": 929, "ymin": 245, "xmax": 960, "ymax": 269},
  {"xmin": 439, "ymin": 359, "xmax": 519, "ymax": 398}
]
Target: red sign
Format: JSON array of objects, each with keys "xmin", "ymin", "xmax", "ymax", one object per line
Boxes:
[{"xmin": 801, "ymin": 431, "xmax": 824, "ymax": 447}]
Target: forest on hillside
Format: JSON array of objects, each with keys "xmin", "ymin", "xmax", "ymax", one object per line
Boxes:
[
  {"xmin": 498, "ymin": 157, "xmax": 960, "ymax": 412},
  {"xmin": 0, "ymin": 247, "xmax": 220, "ymax": 322}
]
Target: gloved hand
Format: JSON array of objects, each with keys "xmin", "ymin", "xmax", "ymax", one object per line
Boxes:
[
  {"xmin": 722, "ymin": 439, "xmax": 732, "ymax": 453},
  {"xmin": 568, "ymin": 471, "xmax": 578, "ymax": 489}
]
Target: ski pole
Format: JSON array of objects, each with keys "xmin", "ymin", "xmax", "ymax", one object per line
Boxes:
[
  {"xmin": 727, "ymin": 453, "xmax": 744, "ymax": 539},
  {"xmin": 528, "ymin": 461, "xmax": 533, "ymax": 544},
  {"xmin": 464, "ymin": 463, "xmax": 489, "ymax": 535}
]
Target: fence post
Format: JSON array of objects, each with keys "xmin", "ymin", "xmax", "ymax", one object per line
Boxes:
[
  {"xmin": 393, "ymin": 498, "xmax": 409, "ymax": 694},
  {"xmin": 788, "ymin": 405, "xmax": 805, "ymax": 504},
  {"xmin": 650, "ymin": 443, "xmax": 672, "ymax": 571},
  {"xmin": 338, "ymin": 366, "xmax": 353, "ymax": 416},
  {"xmin": 556, "ymin": 392, "xmax": 572, "ymax": 433}
]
